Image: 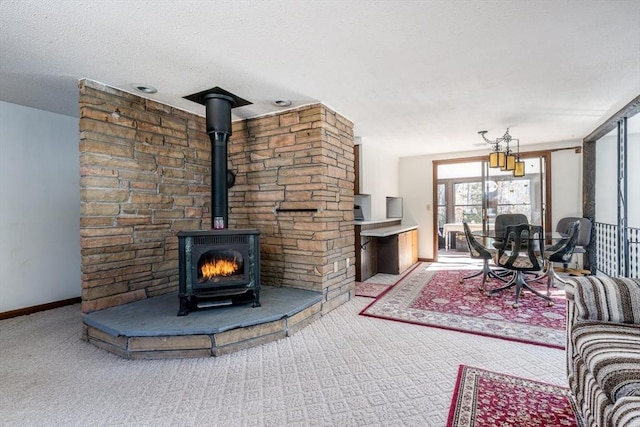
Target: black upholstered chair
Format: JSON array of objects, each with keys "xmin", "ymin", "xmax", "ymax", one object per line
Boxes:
[
  {"xmin": 460, "ymin": 222, "xmax": 507, "ymax": 291},
  {"xmin": 552, "ymin": 216, "xmax": 592, "ymax": 273},
  {"xmin": 489, "ymin": 223, "xmax": 554, "ymax": 308},
  {"xmin": 542, "ymin": 220, "xmax": 580, "ymax": 289},
  {"xmin": 491, "ymin": 213, "xmax": 529, "ymax": 250}
]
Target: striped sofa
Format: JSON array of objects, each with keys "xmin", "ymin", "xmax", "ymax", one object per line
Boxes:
[{"xmin": 565, "ymin": 276, "xmax": 640, "ymax": 427}]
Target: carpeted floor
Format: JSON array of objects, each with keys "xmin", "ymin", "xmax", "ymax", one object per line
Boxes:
[
  {"xmin": 446, "ymin": 365, "xmax": 578, "ymax": 427},
  {"xmin": 0, "ymin": 279, "xmax": 570, "ymax": 426},
  {"xmin": 360, "ymin": 263, "xmax": 567, "ymax": 348}
]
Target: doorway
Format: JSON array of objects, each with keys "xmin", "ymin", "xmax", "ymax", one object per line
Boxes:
[{"xmin": 434, "ymin": 154, "xmax": 551, "ymax": 260}]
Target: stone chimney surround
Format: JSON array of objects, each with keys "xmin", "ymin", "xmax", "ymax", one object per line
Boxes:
[{"xmin": 79, "ymin": 79, "xmax": 355, "ymax": 316}]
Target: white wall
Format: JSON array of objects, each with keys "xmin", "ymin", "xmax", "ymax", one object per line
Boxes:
[
  {"xmin": 595, "ymin": 131, "xmax": 619, "ymax": 225},
  {"xmin": 629, "ymin": 118, "xmax": 640, "ymax": 228},
  {"xmin": 0, "ymin": 101, "xmax": 80, "ymax": 312},
  {"xmin": 399, "ymin": 154, "xmax": 434, "ymax": 258},
  {"xmin": 358, "ymin": 141, "xmax": 400, "ymax": 221},
  {"xmin": 595, "ymin": 122, "xmax": 640, "ymax": 228},
  {"xmin": 399, "ymin": 140, "xmax": 583, "ymax": 260},
  {"xmin": 550, "ymin": 147, "xmax": 583, "ymax": 226}
]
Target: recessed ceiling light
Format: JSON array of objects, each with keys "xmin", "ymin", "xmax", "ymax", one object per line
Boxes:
[
  {"xmin": 132, "ymin": 84, "xmax": 157, "ymax": 94},
  {"xmin": 273, "ymin": 99, "xmax": 292, "ymax": 107}
]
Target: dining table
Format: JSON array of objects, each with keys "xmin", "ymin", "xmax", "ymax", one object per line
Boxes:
[
  {"xmin": 471, "ymin": 225, "xmax": 567, "ymax": 307},
  {"xmin": 472, "ymin": 228, "xmax": 566, "ymax": 247}
]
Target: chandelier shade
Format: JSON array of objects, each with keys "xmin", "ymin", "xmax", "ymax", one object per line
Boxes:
[
  {"xmin": 505, "ymin": 153, "xmax": 516, "ymax": 171},
  {"xmin": 513, "ymin": 159, "xmax": 526, "ymax": 177},
  {"xmin": 489, "ymin": 150, "xmax": 506, "ymax": 168},
  {"xmin": 478, "ymin": 128, "xmax": 525, "ymax": 177}
]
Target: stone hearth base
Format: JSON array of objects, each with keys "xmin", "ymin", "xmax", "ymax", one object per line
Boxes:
[{"xmin": 82, "ymin": 286, "xmax": 322, "ymax": 359}]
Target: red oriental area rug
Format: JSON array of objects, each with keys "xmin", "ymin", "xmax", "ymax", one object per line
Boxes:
[
  {"xmin": 359, "ymin": 263, "xmax": 567, "ymax": 348},
  {"xmin": 447, "ymin": 365, "xmax": 579, "ymax": 427}
]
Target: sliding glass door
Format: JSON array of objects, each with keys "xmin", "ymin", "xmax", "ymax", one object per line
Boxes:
[
  {"xmin": 435, "ymin": 154, "xmax": 549, "ymax": 255},
  {"xmin": 483, "ymin": 156, "xmax": 547, "ymax": 231}
]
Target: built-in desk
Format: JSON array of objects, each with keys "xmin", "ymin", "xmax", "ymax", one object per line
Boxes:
[
  {"xmin": 355, "ymin": 220, "xmax": 418, "ymax": 281},
  {"xmin": 360, "ymin": 224, "xmax": 419, "ymax": 238}
]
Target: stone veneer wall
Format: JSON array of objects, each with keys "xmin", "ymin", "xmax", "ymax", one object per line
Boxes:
[
  {"xmin": 227, "ymin": 105, "xmax": 355, "ymax": 314},
  {"xmin": 79, "ymin": 80, "xmax": 355, "ymax": 314}
]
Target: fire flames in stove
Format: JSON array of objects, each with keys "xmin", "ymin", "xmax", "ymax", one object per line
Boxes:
[
  {"xmin": 197, "ymin": 248, "xmax": 244, "ymax": 284},
  {"xmin": 199, "ymin": 257, "xmax": 240, "ymax": 282}
]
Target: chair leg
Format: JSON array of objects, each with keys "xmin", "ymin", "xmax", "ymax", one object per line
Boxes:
[
  {"xmin": 486, "ymin": 274, "xmax": 518, "ymax": 295},
  {"xmin": 460, "ymin": 259, "xmax": 511, "ymax": 291},
  {"xmin": 535, "ymin": 261, "xmax": 570, "ymax": 292},
  {"xmin": 545, "ymin": 262, "xmax": 570, "ymax": 291},
  {"xmin": 460, "ymin": 269, "xmax": 483, "ymax": 283},
  {"xmin": 521, "ymin": 278, "xmax": 555, "ymax": 307},
  {"xmin": 487, "ymin": 270, "xmax": 554, "ymax": 308},
  {"xmin": 461, "ymin": 259, "xmax": 490, "ymax": 288},
  {"xmin": 513, "ymin": 272, "xmax": 525, "ymax": 308},
  {"xmin": 483, "ymin": 268, "xmax": 510, "ymax": 291},
  {"xmin": 495, "ymin": 269, "xmax": 513, "ymax": 278}
]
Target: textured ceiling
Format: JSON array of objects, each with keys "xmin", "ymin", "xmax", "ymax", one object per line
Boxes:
[{"xmin": 1, "ymin": 0, "xmax": 639, "ymax": 156}]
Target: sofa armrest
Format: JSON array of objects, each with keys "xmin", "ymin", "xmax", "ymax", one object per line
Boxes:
[{"xmin": 569, "ymin": 276, "xmax": 640, "ymax": 324}]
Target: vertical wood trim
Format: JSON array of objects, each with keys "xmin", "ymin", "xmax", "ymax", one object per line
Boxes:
[
  {"xmin": 583, "ymin": 140, "xmax": 597, "ymax": 273},
  {"xmin": 432, "ymin": 160, "xmax": 440, "ymax": 261},
  {"xmin": 354, "ymin": 144, "xmax": 361, "ymax": 195},
  {"xmin": 543, "ymin": 152, "xmax": 553, "ymax": 234}
]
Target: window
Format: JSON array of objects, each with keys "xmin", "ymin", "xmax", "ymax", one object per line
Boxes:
[
  {"xmin": 437, "ymin": 183, "xmax": 447, "ymax": 230},
  {"xmin": 454, "ymin": 182, "xmax": 482, "ymax": 223},
  {"xmin": 493, "ymin": 179, "xmax": 532, "ymax": 219}
]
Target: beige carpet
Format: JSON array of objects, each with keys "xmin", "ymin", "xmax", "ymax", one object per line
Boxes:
[{"xmin": 0, "ymin": 294, "xmax": 568, "ymax": 426}]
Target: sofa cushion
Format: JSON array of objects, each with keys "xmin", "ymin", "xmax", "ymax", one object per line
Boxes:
[
  {"xmin": 570, "ymin": 276, "xmax": 640, "ymax": 324},
  {"xmin": 612, "ymin": 396, "xmax": 640, "ymax": 427},
  {"xmin": 572, "ymin": 320, "xmax": 640, "ymax": 403}
]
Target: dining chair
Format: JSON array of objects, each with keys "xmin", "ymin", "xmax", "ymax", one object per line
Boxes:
[
  {"xmin": 460, "ymin": 222, "xmax": 507, "ymax": 291},
  {"xmin": 542, "ymin": 220, "xmax": 580, "ymax": 289},
  {"xmin": 553, "ymin": 216, "xmax": 592, "ymax": 274},
  {"xmin": 489, "ymin": 223, "xmax": 554, "ymax": 308},
  {"xmin": 491, "ymin": 213, "xmax": 529, "ymax": 250}
]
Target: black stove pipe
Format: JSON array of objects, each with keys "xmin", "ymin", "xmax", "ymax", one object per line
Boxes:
[{"xmin": 204, "ymin": 94, "xmax": 233, "ymax": 229}]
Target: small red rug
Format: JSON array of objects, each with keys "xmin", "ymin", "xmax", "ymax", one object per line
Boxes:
[
  {"xmin": 355, "ymin": 282, "xmax": 390, "ymax": 298},
  {"xmin": 360, "ymin": 264, "xmax": 567, "ymax": 348},
  {"xmin": 355, "ymin": 263, "xmax": 420, "ymax": 298},
  {"xmin": 447, "ymin": 365, "xmax": 579, "ymax": 427}
]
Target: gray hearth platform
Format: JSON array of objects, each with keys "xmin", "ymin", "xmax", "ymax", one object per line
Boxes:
[{"xmin": 83, "ymin": 286, "xmax": 323, "ymax": 359}]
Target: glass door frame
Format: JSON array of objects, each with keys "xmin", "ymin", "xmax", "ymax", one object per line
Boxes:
[
  {"xmin": 433, "ymin": 151, "xmax": 553, "ymax": 261},
  {"xmin": 481, "ymin": 154, "xmax": 550, "ymax": 233}
]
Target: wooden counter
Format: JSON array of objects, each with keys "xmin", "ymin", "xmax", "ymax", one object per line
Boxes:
[
  {"xmin": 355, "ymin": 220, "xmax": 418, "ymax": 281},
  {"xmin": 360, "ymin": 224, "xmax": 418, "ymax": 237}
]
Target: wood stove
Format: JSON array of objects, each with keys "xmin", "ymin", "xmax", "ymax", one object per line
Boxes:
[
  {"xmin": 178, "ymin": 87, "xmax": 260, "ymax": 316},
  {"xmin": 178, "ymin": 229, "xmax": 260, "ymax": 316}
]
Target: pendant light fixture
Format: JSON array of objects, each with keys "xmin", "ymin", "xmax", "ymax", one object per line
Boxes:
[{"xmin": 478, "ymin": 128, "xmax": 526, "ymax": 177}]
